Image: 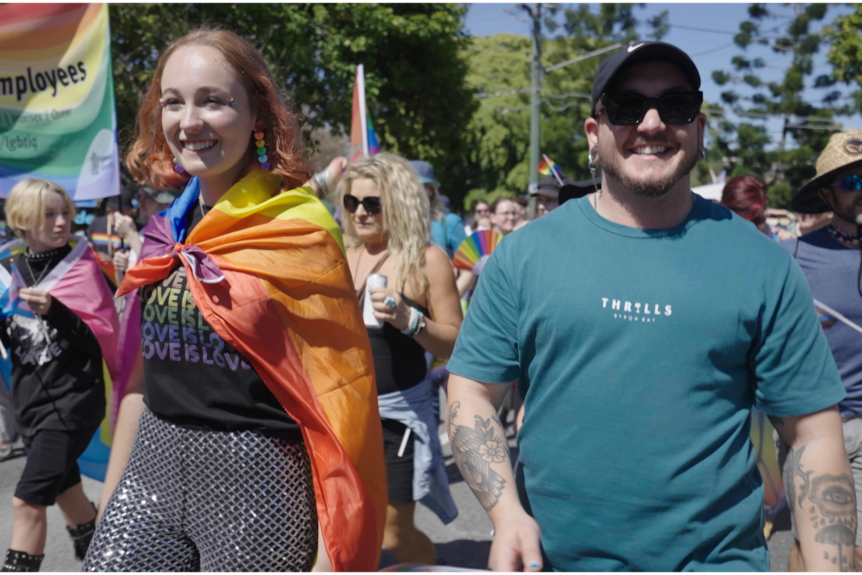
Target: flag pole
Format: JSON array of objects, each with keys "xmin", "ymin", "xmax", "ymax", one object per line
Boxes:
[
  {"xmin": 543, "ymin": 154, "xmax": 564, "ymax": 186},
  {"xmin": 357, "ymin": 65, "xmax": 369, "ymax": 156}
]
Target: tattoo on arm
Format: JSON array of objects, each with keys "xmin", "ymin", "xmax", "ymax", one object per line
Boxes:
[
  {"xmin": 784, "ymin": 444, "xmax": 857, "ymax": 571},
  {"xmin": 447, "ymin": 401, "xmax": 509, "ymax": 511}
]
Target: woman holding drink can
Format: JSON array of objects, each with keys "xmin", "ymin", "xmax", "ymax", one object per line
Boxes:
[{"xmin": 342, "ymin": 153, "xmax": 463, "ymax": 565}]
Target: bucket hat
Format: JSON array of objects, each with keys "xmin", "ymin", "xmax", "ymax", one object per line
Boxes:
[
  {"xmin": 791, "ymin": 130, "xmax": 862, "ymax": 214},
  {"xmin": 409, "ymin": 160, "xmax": 441, "ymax": 187}
]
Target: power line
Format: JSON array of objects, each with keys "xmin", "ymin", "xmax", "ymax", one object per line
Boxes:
[
  {"xmin": 704, "ymin": 107, "xmax": 844, "ymax": 123},
  {"xmin": 689, "ymin": 14, "xmax": 802, "ymax": 59},
  {"xmin": 543, "ymin": 90, "xmax": 591, "ymax": 100},
  {"xmin": 476, "ymin": 88, "xmax": 589, "ymax": 100},
  {"xmin": 544, "ymin": 43, "xmax": 622, "ymax": 73}
]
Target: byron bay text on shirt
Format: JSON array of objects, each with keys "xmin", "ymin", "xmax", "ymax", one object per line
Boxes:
[
  {"xmin": 601, "ymin": 297, "xmax": 673, "ymax": 324},
  {"xmin": 141, "ymin": 266, "xmax": 252, "ymax": 371}
]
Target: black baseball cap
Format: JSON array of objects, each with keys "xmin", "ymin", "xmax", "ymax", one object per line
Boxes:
[{"xmin": 591, "ymin": 42, "xmax": 701, "ymax": 117}]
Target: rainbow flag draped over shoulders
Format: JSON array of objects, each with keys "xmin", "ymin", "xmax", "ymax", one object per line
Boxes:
[
  {"xmin": 118, "ymin": 169, "xmax": 386, "ymax": 572},
  {"xmin": 0, "ymin": 236, "xmax": 121, "ymax": 480}
]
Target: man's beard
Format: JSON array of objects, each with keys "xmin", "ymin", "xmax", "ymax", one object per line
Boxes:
[{"xmin": 598, "ymin": 140, "xmax": 700, "ymax": 198}]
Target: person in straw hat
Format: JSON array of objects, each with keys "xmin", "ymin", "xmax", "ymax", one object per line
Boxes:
[{"xmin": 780, "ymin": 129, "xmax": 862, "ymax": 570}]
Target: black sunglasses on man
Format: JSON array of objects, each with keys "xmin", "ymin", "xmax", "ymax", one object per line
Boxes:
[{"xmin": 599, "ymin": 91, "xmax": 703, "ymax": 126}]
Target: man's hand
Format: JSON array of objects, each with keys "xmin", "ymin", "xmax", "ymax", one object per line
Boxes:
[
  {"xmin": 113, "ymin": 250, "xmax": 130, "ymax": 274},
  {"xmin": 110, "ymin": 212, "xmax": 137, "ymax": 240},
  {"xmin": 447, "ymin": 375, "xmax": 542, "ymax": 571},
  {"xmin": 773, "ymin": 407, "xmax": 856, "ymax": 571},
  {"xmin": 489, "ymin": 511, "xmax": 543, "ymax": 571},
  {"xmin": 18, "ymin": 288, "xmax": 52, "ymax": 315}
]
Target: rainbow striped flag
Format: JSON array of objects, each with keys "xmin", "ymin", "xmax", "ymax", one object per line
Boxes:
[
  {"xmin": 350, "ymin": 64, "xmax": 380, "ymax": 161},
  {"xmin": 0, "ymin": 237, "xmax": 122, "ymax": 480},
  {"xmin": 117, "ymin": 169, "xmax": 386, "ymax": 572},
  {"xmin": 537, "ymin": 155, "xmax": 562, "ymax": 176},
  {"xmin": 0, "ymin": 4, "xmax": 120, "ymax": 200}
]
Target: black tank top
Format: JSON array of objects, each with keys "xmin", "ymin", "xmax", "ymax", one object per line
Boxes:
[
  {"xmin": 366, "ymin": 293, "xmax": 430, "ymax": 396},
  {"xmin": 355, "ymin": 253, "xmax": 431, "ymax": 396}
]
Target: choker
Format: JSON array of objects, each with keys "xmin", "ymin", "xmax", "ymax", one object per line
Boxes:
[
  {"xmin": 24, "ymin": 246, "xmax": 65, "ymax": 260},
  {"xmin": 827, "ymin": 224, "xmax": 860, "ymax": 246}
]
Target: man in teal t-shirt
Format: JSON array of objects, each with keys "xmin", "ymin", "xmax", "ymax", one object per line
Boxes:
[{"xmin": 446, "ymin": 42, "xmax": 851, "ymax": 572}]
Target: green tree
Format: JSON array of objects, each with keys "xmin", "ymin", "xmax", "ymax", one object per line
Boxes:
[
  {"xmin": 459, "ymin": 4, "xmax": 667, "ymax": 208},
  {"xmin": 709, "ymin": 3, "xmax": 840, "ymax": 208},
  {"xmin": 824, "ymin": 5, "xmax": 862, "ymax": 113},
  {"xmin": 108, "ymin": 4, "xmax": 476, "ymax": 204}
]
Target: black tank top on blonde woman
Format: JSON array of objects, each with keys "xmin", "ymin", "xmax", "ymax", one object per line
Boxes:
[{"xmin": 356, "ymin": 255, "xmax": 430, "ymax": 396}]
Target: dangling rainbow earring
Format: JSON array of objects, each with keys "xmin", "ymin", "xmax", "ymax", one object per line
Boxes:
[
  {"xmin": 173, "ymin": 157, "xmax": 185, "ymax": 174},
  {"xmin": 254, "ymin": 124, "xmax": 270, "ymax": 170}
]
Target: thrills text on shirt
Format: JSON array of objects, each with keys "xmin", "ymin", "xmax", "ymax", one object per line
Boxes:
[
  {"xmin": 601, "ymin": 297, "xmax": 672, "ymax": 324},
  {"xmin": 141, "ymin": 268, "xmax": 252, "ymax": 371}
]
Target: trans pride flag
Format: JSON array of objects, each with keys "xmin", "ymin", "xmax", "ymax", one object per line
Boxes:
[
  {"xmin": 349, "ymin": 64, "xmax": 380, "ymax": 162},
  {"xmin": 117, "ymin": 169, "xmax": 386, "ymax": 572},
  {"xmin": 0, "ymin": 237, "xmax": 122, "ymax": 480}
]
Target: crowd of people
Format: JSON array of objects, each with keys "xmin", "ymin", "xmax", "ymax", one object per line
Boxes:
[{"xmin": 0, "ymin": 30, "xmax": 859, "ymax": 573}]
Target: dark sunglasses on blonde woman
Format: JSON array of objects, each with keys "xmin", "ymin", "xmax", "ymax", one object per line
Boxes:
[{"xmin": 343, "ymin": 194, "xmax": 382, "ymax": 215}]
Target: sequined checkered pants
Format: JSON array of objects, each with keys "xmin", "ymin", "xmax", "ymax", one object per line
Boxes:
[{"xmin": 82, "ymin": 408, "xmax": 317, "ymax": 572}]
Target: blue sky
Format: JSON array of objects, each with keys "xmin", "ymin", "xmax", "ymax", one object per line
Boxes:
[{"xmin": 463, "ymin": 3, "xmax": 862, "ymax": 149}]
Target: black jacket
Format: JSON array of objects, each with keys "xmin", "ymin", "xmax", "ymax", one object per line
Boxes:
[{"xmin": 1, "ymin": 245, "xmax": 105, "ymax": 436}]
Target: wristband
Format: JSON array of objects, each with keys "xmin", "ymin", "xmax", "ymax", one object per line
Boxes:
[
  {"xmin": 312, "ymin": 172, "xmax": 330, "ymax": 196},
  {"xmin": 401, "ymin": 307, "xmax": 419, "ymax": 336},
  {"xmin": 411, "ymin": 313, "xmax": 427, "ymax": 338}
]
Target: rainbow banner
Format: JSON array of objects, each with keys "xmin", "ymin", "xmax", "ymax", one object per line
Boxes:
[
  {"xmin": 0, "ymin": 4, "xmax": 119, "ymax": 200},
  {"xmin": 350, "ymin": 64, "xmax": 380, "ymax": 162},
  {"xmin": 0, "ymin": 237, "xmax": 122, "ymax": 481},
  {"xmin": 118, "ymin": 169, "xmax": 386, "ymax": 572},
  {"xmin": 537, "ymin": 154, "xmax": 561, "ymax": 176}
]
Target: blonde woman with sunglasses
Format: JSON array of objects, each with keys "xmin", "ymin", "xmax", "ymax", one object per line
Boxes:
[{"xmin": 341, "ymin": 153, "xmax": 462, "ymax": 565}]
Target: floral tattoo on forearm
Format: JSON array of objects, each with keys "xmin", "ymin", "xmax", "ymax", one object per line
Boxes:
[
  {"xmin": 448, "ymin": 401, "xmax": 508, "ymax": 511},
  {"xmin": 784, "ymin": 444, "xmax": 857, "ymax": 571}
]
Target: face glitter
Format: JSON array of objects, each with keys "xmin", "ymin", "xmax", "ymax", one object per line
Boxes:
[
  {"xmin": 159, "ymin": 98, "xmax": 166, "ymax": 109},
  {"xmin": 226, "ymin": 97, "xmax": 237, "ymax": 108}
]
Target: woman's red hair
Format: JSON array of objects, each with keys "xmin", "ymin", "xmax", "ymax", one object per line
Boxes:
[
  {"xmin": 125, "ymin": 28, "xmax": 310, "ymax": 192},
  {"xmin": 721, "ymin": 175, "xmax": 767, "ymax": 227}
]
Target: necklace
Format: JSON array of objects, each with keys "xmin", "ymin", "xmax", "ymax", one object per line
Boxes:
[
  {"xmin": 355, "ymin": 245, "xmax": 388, "ymax": 290},
  {"xmin": 827, "ymin": 224, "xmax": 860, "ymax": 247},
  {"xmin": 24, "ymin": 253, "xmax": 53, "ymax": 287},
  {"xmin": 199, "ymin": 195, "xmax": 208, "ymax": 218}
]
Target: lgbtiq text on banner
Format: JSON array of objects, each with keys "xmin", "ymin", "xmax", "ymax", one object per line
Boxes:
[{"xmin": 0, "ymin": 4, "xmax": 119, "ymax": 200}]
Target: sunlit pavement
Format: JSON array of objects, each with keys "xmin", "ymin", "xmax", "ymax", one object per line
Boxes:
[{"xmin": 0, "ymin": 430, "xmax": 793, "ymax": 572}]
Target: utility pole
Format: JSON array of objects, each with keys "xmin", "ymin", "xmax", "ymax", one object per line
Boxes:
[
  {"xmin": 513, "ymin": 2, "xmax": 543, "ymax": 214},
  {"xmin": 528, "ymin": 2, "xmax": 542, "ymax": 198}
]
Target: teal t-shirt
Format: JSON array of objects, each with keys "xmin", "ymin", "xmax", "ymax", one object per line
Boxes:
[{"xmin": 447, "ymin": 194, "xmax": 844, "ymax": 572}]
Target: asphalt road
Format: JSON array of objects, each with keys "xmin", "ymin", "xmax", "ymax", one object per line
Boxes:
[{"xmin": 0, "ymin": 427, "xmax": 794, "ymax": 572}]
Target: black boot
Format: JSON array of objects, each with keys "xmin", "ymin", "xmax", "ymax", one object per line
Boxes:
[
  {"xmin": 66, "ymin": 518, "xmax": 96, "ymax": 561},
  {"xmin": 1, "ymin": 550, "xmax": 44, "ymax": 572}
]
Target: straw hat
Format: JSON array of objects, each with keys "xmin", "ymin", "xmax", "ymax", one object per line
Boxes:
[{"xmin": 791, "ymin": 130, "xmax": 862, "ymax": 214}]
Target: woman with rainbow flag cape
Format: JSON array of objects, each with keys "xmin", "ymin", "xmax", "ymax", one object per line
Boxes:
[
  {"xmin": 0, "ymin": 179, "xmax": 120, "ymax": 572},
  {"xmin": 83, "ymin": 29, "xmax": 385, "ymax": 573}
]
